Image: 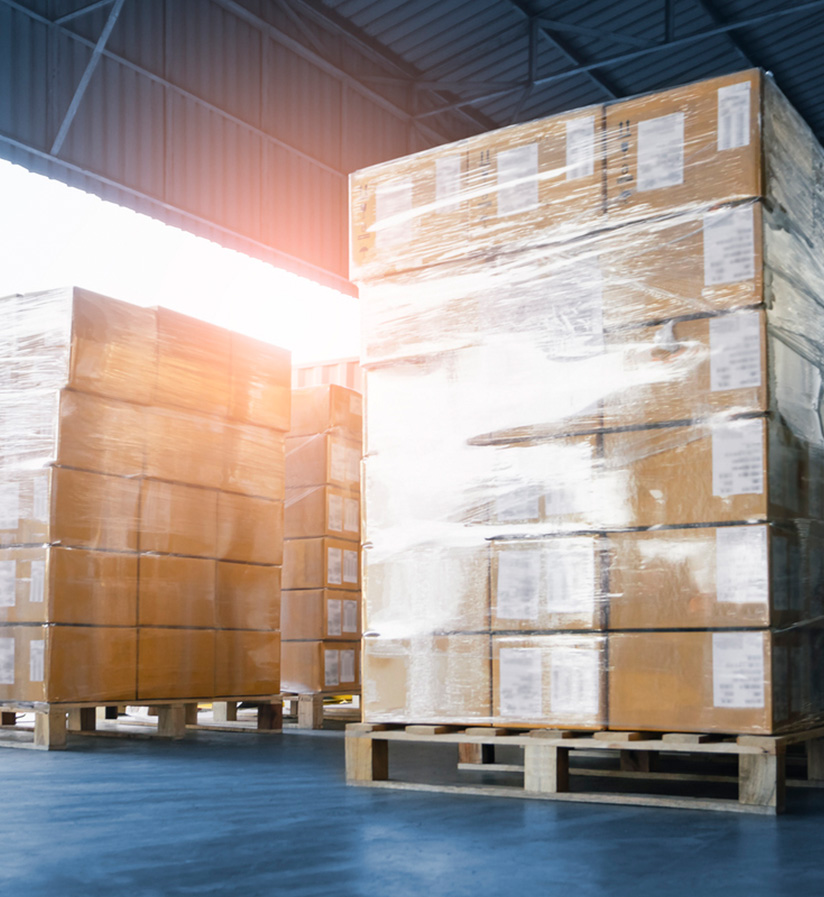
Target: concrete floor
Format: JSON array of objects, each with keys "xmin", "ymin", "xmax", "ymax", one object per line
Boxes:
[{"xmin": 2, "ymin": 728, "xmax": 823, "ymax": 897}]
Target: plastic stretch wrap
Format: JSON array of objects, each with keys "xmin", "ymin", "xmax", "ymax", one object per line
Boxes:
[
  {"xmin": 0, "ymin": 287, "xmax": 287, "ymax": 703},
  {"xmin": 281, "ymin": 384, "xmax": 363, "ymax": 693},
  {"xmin": 354, "ymin": 69, "xmax": 824, "ymax": 734}
]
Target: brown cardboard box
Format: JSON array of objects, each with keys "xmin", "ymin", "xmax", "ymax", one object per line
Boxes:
[
  {"xmin": 490, "ymin": 538, "xmax": 605, "ymax": 631},
  {"xmin": 138, "ymin": 556, "xmax": 216, "ymax": 628},
  {"xmin": 215, "ymin": 629, "xmax": 280, "ymax": 696},
  {"xmin": 154, "ymin": 307, "xmax": 231, "ymax": 418},
  {"xmin": 223, "ymin": 422, "xmax": 285, "ymax": 500},
  {"xmin": 0, "ymin": 547, "xmax": 137, "ymax": 626},
  {"xmin": 137, "ymin": 627, "xmax": 216, "ymax": 700},
  {"xmin": 281, "ymin": 589, "xmax": 360, "ymax": 640},
  {"xmin": 607, "ymin": 523, "xmax": 816, "ymax": 630},
  {"xmin": 602, "ymin": 416, "xmax": 806, "ymax": 528},
  {"xmin": 229, "ymin": 332, "xmax": 291, "ymax": 432},
  {"xmin": 284, "ymin": 485, "xmax": 360, "ymax": 542},
  {"xmin": 216, "ymin": 493, "xmax": 283, "ymax": 565},
  {"xmin": 139, "ymin": 480, "xmax": 217, "ymax": 558},
  {"xmin": 280, "ymin": 639, "xmax": 360, "ymax": 694},
  {"xmin": 216, "ymin": 562, "xmax": 281, "ymax": 631},
  {"xmin": 144, "ymin": 407, "xmax": 225, "ymax": 490},
  {"xmin": 290, "ymin": 385, "xmax": 363, "ymax": 439},
  {"xmin": 607, "ymin": 629, "xmax": 815, "ymax": 735},
  {"xmin": 362, "ymin": 634, "xmax": 491, "ymax": 724},
  {"xmin": 0, "ymin": 624, "xmax": 137, "ymax": 703},
  {"xmin": 285, "ymin": 434, "xmax": 361, "ymax": 492},
  {"xmin": 282, "ymin": 538, "xmax": 360, "ymax": 591},
  {"xmin": 350, "ymin": 106, "xmax": 604, "ymax": 281},
  {"xmin": 491, "ymin": 634, "xmax": 607, "ymax": 729},
  {"xmin": 363, "ymin": 543, "xmax": 488, "ymax": 634}
]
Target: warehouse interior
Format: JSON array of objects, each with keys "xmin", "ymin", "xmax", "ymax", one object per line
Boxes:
[{"xmin": 3, "ymin": 1, "xmax": 824, "ymax": 894}]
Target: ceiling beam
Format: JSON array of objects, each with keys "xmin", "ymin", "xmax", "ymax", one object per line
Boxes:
[
  {"xmin": 692, "ymin": 0, "xmax": 758, "ymax": 67},
  {"xmin": 54, "ymin": 0, "xmax": 115, "ymax": 25}
]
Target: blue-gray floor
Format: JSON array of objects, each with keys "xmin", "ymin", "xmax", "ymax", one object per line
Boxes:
[{"xmin": 2, "ymin": 727, "xmax": 823, "ymax": 897}]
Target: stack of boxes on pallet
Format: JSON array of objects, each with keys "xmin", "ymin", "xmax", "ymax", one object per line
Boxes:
[
  {"xmin": 281, "ymin": 385, "xmax": 363, "ymax": 695},
  {"xmin": 0, "ymin": 287, "xmax": 288, "ymax": 704},
  {"xmin": 351, "ymin": 69, "xmax": 824, "ymax": 735}
]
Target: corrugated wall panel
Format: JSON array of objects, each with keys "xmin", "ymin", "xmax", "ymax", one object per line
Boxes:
[{"xmin": 0, "ymin": 6, "xmax": 50, "ymax": 149}]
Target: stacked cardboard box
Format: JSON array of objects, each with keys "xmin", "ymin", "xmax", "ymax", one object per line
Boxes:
[
  {"xmin": 352, "ymin": 69, "xmax": 824, "ymax": 735},
  {"xmin": 281, "ymin": 385, "xmax": 362, "ymax": 694},
  {"xmin": 0, "ymin": 287, "xmax": 288, "ymax": 703}
]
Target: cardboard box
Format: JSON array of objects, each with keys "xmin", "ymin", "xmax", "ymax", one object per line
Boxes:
[
  {"xmin": 0, "ymin": 470, "xmax": 51, "ymax": 547},
  {"xmin": 144, "ymin": 407, "xmax": 225, "ymax": 490},
  {"xmin": 137, "ymin": 556, "xmax": 216, "ymax": 628},
  {"xmin": 285, "ymin": 434, "xmax": 361, "ymax": 492},
  {"xmin": 281, "ymin": 589, "xmax": 360, "ymax": 640},
  {"xmin": 363, "ymin": 543, "xmax": 488, "ymax": 635},
  {"xmin": 607, "ymin": 629, "xmax": 818, "ymax": 735},
  {"xmin": 350, "ymin": 105, "xmax": 605, "ymax": 281},
  {"xmin": 602, "ymin": 416, "xmax": 807, "ymax": 528},
  {"xmin": 607, "ymin": 523, "xmax": 820, "ymax": 630},
  {"xmin": 491, "ymin": 634, "xmax": 607, "ymax": 729},
  {"xmin": 229, "ymin": 332, "xmax": 291, "ymax": 431},
  {"xmin": 281, "ymin": 639, "xmax": 360, "ymax": 693},
  {"xmin": 223, "ymin": 423, "xmax": 285, "ymax": 500},
  {"xmin": 136, "ymin": 627, "xmax": 216, "ymax": 700},
  {"xmin": 216, "ymin": 562, "xmax": 281, "ymax": 631},
  {"xmin": 362, "ymin": 634, "xmax": 491, "ymax": 724},
  {"xmin": 215, "ymin": 629, "xmax": 280, "ymax": 696},
  {"xmin": 284, "ymin": 485, "xmax": 360, "ymax": 542},
  {"xmin": 0, "ymin": 547, "xmax": 137, "ymax": 626},
  {"xmin": 154, "ymin": 307, "xmax": 231, "ymax": 418},
  {"xmin": 290, "ymin": 385, "xmax": 363, "ymax": 439},
  {"xmin": 490, "ymin": 537, "xmax": 605, "ymax": 631},
  {"xmin": 139, "ymin": 480, "xmax": 217, "ymax": 558},
  {"xmin": 216, "ymin": 493, "xmax": 283, "ymax": 565},
  {"xmin": 282, "ymin": 538, "xmax": 360, "ymax": 591},
  {"xmin": 0, "ymin": 624, "xmax": 137, "ymax": 703}
]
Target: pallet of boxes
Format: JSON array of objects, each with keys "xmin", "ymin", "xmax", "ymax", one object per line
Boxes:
[
  {"xmin": 281, "ymin": 384, "xmax": 363, "ymax": 728},
  {"xmin": 0, "ymin": 287, "xmax": 288, "ymax": 747},
  {"xmin": 345, "ymin": 69, "xmax": 824, "ymax": 813}
]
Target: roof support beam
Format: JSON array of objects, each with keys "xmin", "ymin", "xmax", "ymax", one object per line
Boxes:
[
  {"xmin": 50, "ymin": 0, "xmax": 126, "ymax": 156},
  {"xmin": 55, "ymin": 0, "xmax": 116, "ymax": 25},
  {"xmin": 692, "ymin": 0, "xmax": 758, "ymax": 67}
]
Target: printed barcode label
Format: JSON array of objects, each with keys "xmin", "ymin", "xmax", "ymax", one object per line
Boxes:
[
  {"xmin": 340, "ymin": 649, "xmax": 356, "ymax": 684},
  {"xmin": 718, "ymin": 82, "xmax": 751, "ymax": 151},
  {"xmin": 703, "ymin": 205, "xmax": 755, "ymax": 285},
  {"xmin": 330, "ymin": 442, "xmax": 347, "ymax": 482},
  {"xmin": 0, "ymin": 561, "xmax": 16, "ymax": 608},
  {"xmin": 715, "ymin": 526, "xmax": 769, "ymax": 606},
  {"xmin": 566, "ymin": 117, "xmax": 595, "ymax": 179},
  {"xmin": 0, "ymin": 483, "xmax": 20, "ymax": 530},
  {"xmin": 499, "ymin": 647, "xmax": 542, "ymax": 718},
  {"xmin": 343, "ymin": 549, "xmax": 359, "ymax": 584},
  {"xmin": 346, "ymin": 446, "xmax": 361, "ymax": 483},
  {"xmin": 29, "ymin": 639, "xmax": 44, "ymax": 683},
  {"xmin": 545, "ymin": 541, "xmax": 596, "ymax": 615},
  {"xmin": 324, "ymin": 649, "xmax": 340, "ymax": 687},
  {"xmin": 550, "ymin": 646, "xmax": 601, "ymax": 716},
  {"xmin": 496, "ymin": 487, "xmax": 540, "ymax": 522},
  {"xmin": 343, "ymin": 599, "xmax": 358, "ymax": 633},
  {"xmin": 713, "ymin": 632, "xmax": 765, "ymax": 708},
  {"xmin": 496, "ymin": 144, "xmax": 539, "ymax": 216},
  {"xmin": 496, "ymin": 551, "xmax": 540, "ymax": 621},
  {"xmin": 0, "ymin": 637, "xmax": 14, "ymax": 684},
  {"xmin": 327, "ymin": 547, "xmax": 343, "ymax": 585},
  {"xmin": 637, "ymin": 113, "xmax": 684, "ymax": 191},
  {"xmin": 30, "ymin": 560, "xmax": 45, "ymax": 604},
  {"xmin": 435, "ymin": 155, "xmax": 462, "ymax": 210},
  {"xmin": 709, "ymin": 311, "xmax": 762, "ymax": 392},
  {"xmin": 326, "ymin": 599, "xmax": 342, "ymax": 637},
  {"xmin": 712, "ymin": 420, "xmax": 764, "ymax": 497},
  {"xmin": 343, "ymin": 498, "xmax": 359, "ymax": 534},
  {"xmin": 327, "ymin": 493, "xmax": 343, "ymax": 532},
  {"xmin": 375, "ymin": 181, "xmax": 413, "ymax": 247}
]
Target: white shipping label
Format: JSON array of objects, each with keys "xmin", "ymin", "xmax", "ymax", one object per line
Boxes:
[
  {"xmin": 341, "ymin": 649, "xmax": 356, "ymax": 684},
  {"xmin": 343, "ymin": 599, "xmax": 359, "ymax": 633},
  {"xmin": 346, "ymin": 446, "xmax": 361, "ymax": 483},
  {"xmin": 0, "ymin": 561, "xmax": 16, "ymax": 608},
  {"xmin": 545, "ymin": 541, "xmax": 597, "ymax": 615},
  {"xmin": 343, "ymin": 498, "xmax": 359, "ymax": 534},
  {"xmin": 349, "ymin": 393, "xmax": 363, "ymax": 416},
  {"xmin": 703, "ymin": 205, "xmax": 755, "ymax": 285},
  {"xmin": 715, "ymin": 526, "xmax": 769, "ymax": 606},
  {"xmin": 544, "ymin": 485, "xmax": 579, "ymax": 518},
  {"xmin": 496, "ymin": 487, "xmax": 540, "ymax": 522},
  {"xmin": 550, "ymin": 646, "xmax": 601, "ymax": 717},
  {"xmin": 327, "ymin": 494, "xmax": 344, "ymax": 533},
  {"xmin": 496, "ymin": 144, "xmax": 539, "ymax": 216},
  {"xmin": 712, "ymin": 420, "xmax": 764, "ymax": 497},
  {"xmin": 709, "ymin": 311, "xmax": 762, "ymax": 392},
  {"xmin": 326, "ymin": 599, "xmax": 342, "ymax": 637},
  {"xmin": 566, "ymin": 116, "xmax": 595, "ymax": 179},
  {"xmin": 29, "ymin": 639, "xmax": 44, "ymax": 684},
  {"xmin": 375, "ymin": 181, "xmax": 413, "ymax": 247},
  {"xmin": 0, "ymin": 483, "xmax": 20, "ymax": 530},
  {"xmin": 637, "ymin": 113, "xmax": 685, "ymax": 191},
  {"xmin": 435, "ymin": 155, "xmax": 462, "ymax": 210},
  {"xmin": 324, "ymin": 649, "xmax": 340, "ymax": 687},
  {"xmin": 718, "ymin": 82, "xmax": 751, "ymax": 151},
  {"xmin": 496, "ymin": 551, "xmax": 540, "ymax": 622},
  {"xmin": 30, "ymin": 560, "xmax": 45, "ymax": 605},
  {"xmin": 32, "ymin": 476, "xmax": 49, "ymax": 523},
  {"xmin": 712, "ymin": 632, "xmax": 765, "ymax": 708},
  {"xmin": 330, "ymin": 442, "xmax": 347, "ymax": 483},
  {"xmin": 543, "ymin": 261, "xmax": 605, "ymax": 359},
  {"xmin": 0, "ymin": 637, "xmax": 13, "ymax": 684},
  {"xmin": 327, "ymin": 547, "xmax": 343, "ymax": 585},
  {"xmin": 343, "ymin": 549, "xmax": 359, "ymax": 584},
  {"xmin": 499, "ymin": 647, "xmax": 543, "ymax": 718}
]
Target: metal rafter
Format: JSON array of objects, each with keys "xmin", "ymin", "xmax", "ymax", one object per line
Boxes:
[
  {"xmin": 55, "ymin": 0, "xmax": 116, "ymax": 25},
  {"xmin": 693, "ymin": 0, "xmax": 758, "ymax": 67}
]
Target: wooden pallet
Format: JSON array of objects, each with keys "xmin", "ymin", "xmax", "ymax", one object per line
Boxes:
[
  {"xmin": 0, "ymin": 695, "xmax": 283, "ymax": 749},
  {"xmin": 345, "ymin": 724, "xmax": 824, "ymax": 814},
  {"xmin": 282, "ymin": 691, "xmax": 361, "ymax": 730}
]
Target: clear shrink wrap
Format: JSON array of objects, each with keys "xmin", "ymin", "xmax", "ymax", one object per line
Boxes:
[
  {"xmin": 354, "ymin": 69, "xmax": 824, "ymax": 734},
  {"xmin": 0, "ymin": 287, "xmax": 287, "ymax": 704}
]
